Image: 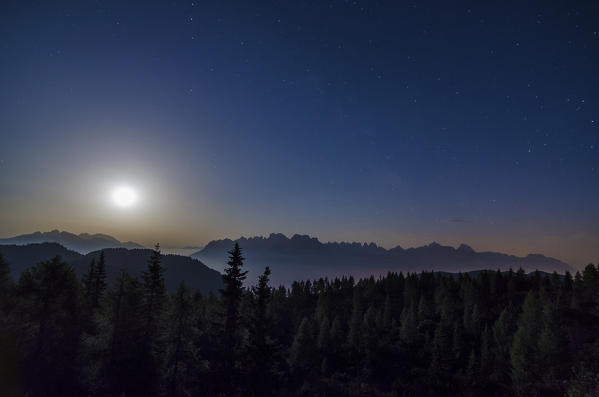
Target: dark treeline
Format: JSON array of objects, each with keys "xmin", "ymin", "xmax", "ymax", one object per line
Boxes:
[{"xmin": 1, "ymin": 243, "xmax": 599, "ymax": 396}]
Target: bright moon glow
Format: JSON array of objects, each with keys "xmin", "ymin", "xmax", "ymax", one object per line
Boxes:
[{"xmin": 111, "ymin": 186, "xmax": 138, "ymax": 207}]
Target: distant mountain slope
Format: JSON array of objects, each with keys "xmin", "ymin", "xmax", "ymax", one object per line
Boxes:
[
  {"xmin": 0, "ymin": 243, "xmax": 222, "ymax": 293},
  {"xmin": 192, "ymin": 233, "xmax": 574, "ymax": 285},
  {"xmin": 0, "ymin": 243, "xmax": 83, "ymax": 277},
  {"xmin": 78, "ymin": 248, "xmax": 222, "ymax": 293},
  {"xmin": 0, "ymin": 230, "xmax": 144, "ymax": 254}
]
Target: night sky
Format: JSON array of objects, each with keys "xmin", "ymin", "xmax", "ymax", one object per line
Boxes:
[{"xmin": 1, "ymin": 1, "xmax": 598, "ymax": 266}]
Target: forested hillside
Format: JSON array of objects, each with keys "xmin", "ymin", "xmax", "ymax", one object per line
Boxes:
[
  {"xmin": 0, "ymin": 245, "xmax": 598, "ymax": 396},
  {"xmin": 0, "ymin": 243, "xmax": 222, "ymax": 294}
]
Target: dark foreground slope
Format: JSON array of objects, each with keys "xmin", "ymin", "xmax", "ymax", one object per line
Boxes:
[
  {"xmin": 193, "ymin": 233, "xmax": 574, "ymax": 285},
  {"xmin": 0, "ymin": 243, "xmax": 222, "ymax": 293}
]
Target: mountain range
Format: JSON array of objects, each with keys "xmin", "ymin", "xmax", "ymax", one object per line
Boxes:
[
  {"xmin": 0, "ymin": 230, "xmax": 144, "ymax": 254},
  {"xmin": 192, "ymin": 233, "xmax": 574, "ymax": 286},
  {"xmin": 0, "ymin": 243, "xmax": 222, "ymax": 293},
  {"xmin": 0, "ymin": 230, "xmax": 575, "ymax": 289}
]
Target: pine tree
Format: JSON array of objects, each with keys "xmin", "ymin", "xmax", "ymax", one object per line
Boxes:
[
  {"xmin": 165, "ymin": 282, "xmax": 196, "ymax": 397},
  {"xmin": 327, "ymin": 314, "xmax": 345, "ymax": 373},
  {"xmin": 429, "ymin": 323, "xmax": 452, "ymax": 375},
  {"xmin": 417, "ymin": 294, "xmax": 433, "ymax": 322},
  {"xmin": 247, "ymin": 267, "xmax": 278, "ymax": 396},
  {"xmin": 139, "ymin": 244, "xmax": 166, "ymax": 395},
  {"xmin": 82, "ymin": 258, "xmax": 96, "ymax": 307},
  {"xmin": 288, "ymin": 316, "xmax": 317, "ymax": 381},
  {"xmin": 329, "ymin": 315, "xmax": 344, "ymax": 346},
  {"xmin": 464, "ymin": 304, "xmax": 481, "ymax": 336},
  {"xmin": 537, "ymin": 298, "xmax": 562, "ymax": 388},
  {"xmin": 217, "ymin": 243, "xmax": 248, "ymax": 393},
  {"xmin": 570, "ymin": 272, "xmax": 584, "ymax": 310},
  {"xmin": 361, "ymin": 304, "xmax": 380, "ymax": 378},
  {"xmin": 250, "ymin": 267, "xmax": 272, "ymax": 350},
  {"xmin": 479, "ymin": 324, "xmax": 493, "ymax": 391},
  {"xmin": 81, "ymin": 257, "xmax": 100, "ymax": 335},
  {"xmin": 560, "ymin": 271, "xmax": 573, "ymax": 309},
  {"xmin": 99, "ymin": 270, "xmax": 153, "ymax": 396},
  {"xmin": 510, "ymin": 291, "xmax": 543, "ymax": 396},
  {"xmin": 582, "ymin": 264, "xmax": 599, "ymax": 309},
  {"xmin": 0, "ymin": 252, "xmax": 16, "ymax": 395},
  {"xmin": 106, "ymin": 269, "xmax": 127, "ymax": 372},
  {"xmin": 489, "ymin": 307, "xmax": 516, "ymax": 391},
  {"xmin": 314, "ymin": 292, "xmax": 329, "ymax": 324},
  {"xmin": 221, "ymin": 243, "xmax": 247, "ymax": 339},
  {"xmin": 0, "ymin": 251, "xmax": 12, "ymax": 311},
  {"xmin": 465, "ymin": 348, "xmax": 479, "ymax": 395},
  {"xmin": 317, "ymin": 315, "xmax": 331, "ymax": 351},
  {"xmin": 347, "ymin": 287, "xmax": 363, "ymax": 348},
  {"xmin": 382, "ymin": 293, "xmax": 393, "ymax": 329},
  {"xmin": 429, "ymin": 323, "xmax": 453, "ymax": 393},
  {"xmin": 142, "ymin": 243, "xmax": 166, "ymax": 341},
  {"xmin": 400, "ymin": 302, "xmax": 417, "ymax": 344},
  {"xmin": 361, "ymin": 305, "xmax": 378, "ymax": 351},
  {"xmin": 91, "ymin": 251, "xmax": 107, "ymax": 310},
  {"xmin": 452, "ymin": 320, "xmax": 465, "ymax": 363},
  {"xmin": 14, "ymin": 256, "xmax": 83, "ymax": 396}
]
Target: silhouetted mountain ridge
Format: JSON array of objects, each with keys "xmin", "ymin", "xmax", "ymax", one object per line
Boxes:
[
  {"xmin": 193, "ymin": 233, "xmax": 573, "ymax": 285},
  {"xmin": 0, "ymin": 230, "xmax": 144, "ymax": 253}
]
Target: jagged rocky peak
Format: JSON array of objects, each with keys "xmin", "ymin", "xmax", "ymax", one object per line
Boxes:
[
  {"xmin": 291, "ymin": 233, "xmax": 315, "ymax": 241},
  {"xmin": 457, "ymin": 243, "xmax": 475, "ymax": 253},
  {"xmin": 268, "ymin": 233, "xmax": 289, "ymax": 241}
]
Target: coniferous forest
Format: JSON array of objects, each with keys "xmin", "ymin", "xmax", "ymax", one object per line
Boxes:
[{"xmin": 1, "ymin": 244, "xmax": 599, "ymax": 397}]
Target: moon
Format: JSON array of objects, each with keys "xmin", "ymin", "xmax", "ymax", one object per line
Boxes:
[{"xmin": 111, "ymin": 186, "xmax": 139, "ymax": 207}]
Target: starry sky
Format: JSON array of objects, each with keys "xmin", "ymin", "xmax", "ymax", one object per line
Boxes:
[{"xmin": 1, "ymin": 0, "xmax": 598, "ymax": 266}]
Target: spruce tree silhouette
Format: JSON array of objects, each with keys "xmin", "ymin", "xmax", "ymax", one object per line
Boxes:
[
  {"xmin": 0, "ymin": 251, "xmax": 12, "ymax": 310},
  {"xmin": 101, "ymin": 269, "xmax": 151, "ymax": 396},
  {"xmin": 15, "ymin": 256, "xmax": 83, "ymax": 395},
  {"xmin": 0, "ymin": 250, "xmax": 17, "ymax": 396},
  {"xmin": 165, "ymin": 281, "xmax": 195, "ymax": 397},
  {"xmin": 138, "ymin": 244, "xmax": 166, "ymax": 396},
  {"xmin": 142, "ymin": 243, "xmax": 166, "ymax": 340},
  {"xmin": 91, "ymin": 251, "xmax": 107, "ymax": 310},
  {"xmin": 82, "ymin": 251, "xmax": 107, "ymax": 331},
  {"xmin": 218, "ymin": 242, "xmax": 247, "ymax": 394},
  {"xmin": 82, "ymin": 258, "xmax": 96, "ymax": 307},
  {"xmin": 247, "ymin": 266, "xmax": 279, "ymax": 396},
  {"xmin": 510, "ymin": 291, "xmax": 543, "ymax": 396}
]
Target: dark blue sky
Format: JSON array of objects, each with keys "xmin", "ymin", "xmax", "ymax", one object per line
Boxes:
[{"xmin": 1, "ymin": 0, "xmax": 597, "ymax": 265}]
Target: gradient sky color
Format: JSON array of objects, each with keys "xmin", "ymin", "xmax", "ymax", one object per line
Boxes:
[{"xmin": 1, "ymin": 0, "xmax": 598, "ymax": 267}]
